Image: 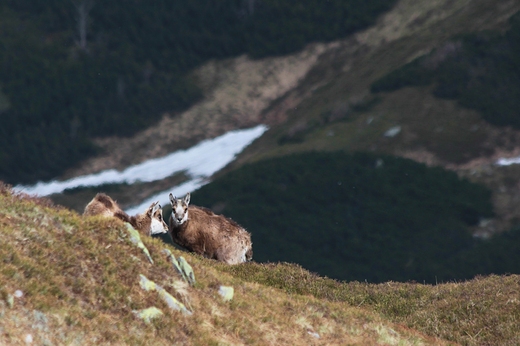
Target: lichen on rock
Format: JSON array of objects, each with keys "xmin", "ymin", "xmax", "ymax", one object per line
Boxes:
[
  {"xmin": 126, "ymin": 224, "xmax": 154, "ymax": 264},
  {"xmin": 132, "ymin": 307, "xmax": 164, "ymax": 324},
  {"xmin": 139, "ymin": 275, "xmax": 192, "ymax": 316}
]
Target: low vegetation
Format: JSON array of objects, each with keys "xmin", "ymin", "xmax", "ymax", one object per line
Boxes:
[
  {"xmin": 222, "ymin": 262, "xmax": 520, "ymax": 346},
  {"xmin": 0, "ymin": 183, "xmax": 448, "ymax": 345}
]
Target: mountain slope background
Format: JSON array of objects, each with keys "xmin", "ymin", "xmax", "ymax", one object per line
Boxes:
[
  {"xmin": 0, "ymin": 0, "xmax": 396, "ymax": 184},
  {"xmin": 191, "ymin": 151, "xmax": 495, "ymax": 283},
  {"xmin": 4, "ymin": 0, "xmax": 520, "ymax": 302}
]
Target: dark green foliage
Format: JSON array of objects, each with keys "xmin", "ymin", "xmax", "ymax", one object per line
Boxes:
[
  {"xmin": 370, "ymin": 11, "xmax": 520, "ymax": 129},
  {"xmin": 0, "ymin": 0, "xmax": 397, "ymax": 184},
  {"xmin": 193, "ymin": 151, "xmax": 493, "ymax": 283},
  {"xmin": 0, "ymin": 6, "xmax": 201, "ymax": 183},
  {"xmin": 370, "ymin": 57, "xmax": 435, "ymax": 92},
  {"xmin": 242, "ymin": 0, "xmax": 397, "ymax": 58},
  {"xmin": 449, "ymin": 226, "xmax": 520, "ymax": 279}
]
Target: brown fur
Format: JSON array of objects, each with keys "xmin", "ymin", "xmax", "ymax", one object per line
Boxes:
[
  {"xmin": 169, "ymin": 193, "xmax": 253, "ymax": 265},
  {"xmin": 83, "ymin": 193, "xmax": 168, "ymax": 236}
]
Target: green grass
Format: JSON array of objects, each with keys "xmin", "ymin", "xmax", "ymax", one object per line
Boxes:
[{"xmin": 229, "ymin": 0, "xmax": 520, "ymax": 169}]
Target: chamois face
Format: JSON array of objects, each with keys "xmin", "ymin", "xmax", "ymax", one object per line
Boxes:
[
  {"xmin": 147, "ymin": 202, "xmax": 169, "ymax": 235},
  {"xmin": 169, "ymin": 193, "xmax": 190, "ymax": 226}
]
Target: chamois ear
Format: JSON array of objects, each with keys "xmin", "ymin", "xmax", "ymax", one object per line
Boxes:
[
  {"xmin": 152, "ymin": 202, "xmax": 161, "ymax": 215},
  {"xmin": 169, "ymin": 193, "xmax": 176, "ymax": 205},
  {"xmin": 184, "ymin": 193, "xmax": 191, "ymax": 205},
  {"xmin": 147, "ymin": 201, "xmax": 158, "ymax": 216}
]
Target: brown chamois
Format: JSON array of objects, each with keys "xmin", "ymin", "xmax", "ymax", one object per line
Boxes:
[
  {"xmin": 169, "ymin": 193, "xmax": 253, "ymax": 265},
  {"xmin": 83, "ymin": 193, "xmax": 168, "ymax": 236}
]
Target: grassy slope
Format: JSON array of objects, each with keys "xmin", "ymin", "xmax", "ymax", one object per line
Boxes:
[
  {"xmin": 223, "ymin": 263, "xmax": 520, "ymax": 346},
  {"xmin": 0, "ymin": 185, "xmax": 447, "ymax": 345},
  {"xmin": 2, "ymin": 189, "xmax": 520, "ymax": 345}
]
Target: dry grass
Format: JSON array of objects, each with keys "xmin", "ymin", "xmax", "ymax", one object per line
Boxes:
[
  {"xmin": 222, "ymin": 262, "xmax": 520, "ymax": 346},
  {"xmin": 0, "ymin": 184, "xmax": 447, "ymax": 345}
]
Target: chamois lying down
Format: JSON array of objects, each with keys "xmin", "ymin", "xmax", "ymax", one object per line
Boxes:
[
  {"xmin": 169, "ymin": 193, "xmax": 253, "ymax": 265},
  {"xmin": 83, "ymin": 193, "xmax": 168, "ymax": 236}
]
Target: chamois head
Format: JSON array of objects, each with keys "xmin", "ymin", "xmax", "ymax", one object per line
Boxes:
[
  {"xmin": 169, "ymin": 193, "xmax": 190, "ymax": 226},
  {"xmin": 146, "ymin": 201, "xmax": 169, "ymax": 235}
]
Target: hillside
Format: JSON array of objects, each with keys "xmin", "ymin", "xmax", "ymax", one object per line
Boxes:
[
  {"xmin": 224, "ymin": 0, "xmax": 520, "ymax": 236},
  {"xmin": 52, "ymin": 0, "xmax": 520, "ymax": 236},
  {"xmin": 7, "ymin": 0, "xmax": 520, "ymax": 319},
  {"xmin": 0, "ymin": 0, "xmax": 396, "ymax": 184},
  {"xmin": 3, "ymin": 184, "xmax": 520, "ymax": 345},
  {"xmin": 0, "ymin": 184, "xmax": 454, "ymax": 345}
]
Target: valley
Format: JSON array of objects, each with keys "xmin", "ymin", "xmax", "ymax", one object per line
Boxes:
[{"xmin": 45, "ymin": 0, "xmax": 520, "ymax": 237}]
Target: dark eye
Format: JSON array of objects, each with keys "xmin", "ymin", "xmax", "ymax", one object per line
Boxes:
[{"xmin": 158, "ymin": 214, "xmax": 162, "ymax": 220}]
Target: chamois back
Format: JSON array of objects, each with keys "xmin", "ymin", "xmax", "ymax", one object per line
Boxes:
[
  {"xmin": 83, "ymin": 193, "xmax": 131, "ymax": 222},
  {"xmin": 169, "ymin": 193, "xmax": 253, "ymax": 265}
]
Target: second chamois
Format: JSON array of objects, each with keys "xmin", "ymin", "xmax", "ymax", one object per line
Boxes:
[{"xmin": 84, "ymin": 193, "xmax": 168, "ymax": 236}]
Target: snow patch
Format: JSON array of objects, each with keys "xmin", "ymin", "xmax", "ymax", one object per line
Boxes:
[
  {"xmin": 14, "ymin": 126, "xmax": 268, "ymax": 204},
  {"xmin": 496, "ymin": 156, "xmax": 520, "ymax": 166}
]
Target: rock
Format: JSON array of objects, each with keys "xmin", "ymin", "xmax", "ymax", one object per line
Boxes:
[
  {"xmin": 178, "ymin": 257, "xmax": 196, "ymax": 286},
  {"xmin": 132, "ymin": 307, "xmax": 164, "ymax": 324},
  {"xmin": 218, "ymin": 286, "xmax": 234, "ymax": 301},
  {"xmin": 6, "ymin": 294, "xmax": 14, "ymax": 308},
  {"xmin": 126, "ymin": 224, "xmax": 154, "ymax": 264},
  {"xmin": 138, "ymin": 275, "xmax": 192, "ymax": 315}
]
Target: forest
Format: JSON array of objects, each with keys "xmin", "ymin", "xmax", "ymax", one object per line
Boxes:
[
  {"xmin": 371, "ymin": 11, "xmax": 520, "ymax": 129},
  {"xmin": 0, "ymin": 0, "xmax": 397, "ymax": 184},
  {"xmin": 175, "ymin": 151, "xmax": 512, "ymax": 284}
]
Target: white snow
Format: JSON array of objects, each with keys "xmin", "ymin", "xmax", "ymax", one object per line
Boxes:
[
  {"xmin": 14, "ymin": 125, "xmax": 268, "ymax": 212},
  {"xmin": 384, "ymin": 125, "xmax": 401, "ymax": 137},
  {"xmin": 496, "ymin": 156, "xmax": 520, "ymax": 166}
]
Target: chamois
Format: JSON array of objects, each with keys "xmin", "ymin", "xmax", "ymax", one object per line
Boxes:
[
  {"xmin": 83, "ymin": 193, "xmax": 168, "ymax": 236},
  {"xmin": 169, "ymin": 193, "xmax": 253, "ymax": 265}
]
